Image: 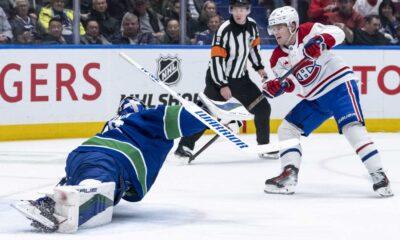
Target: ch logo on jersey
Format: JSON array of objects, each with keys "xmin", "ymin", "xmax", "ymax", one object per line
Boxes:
[
  {"xmin": 294, "ymin": 60, "xmax": 321, "ymax": 86},
  {"xmin": 157, "ymin": 56, "xmax": 181, "ymax": 86}
]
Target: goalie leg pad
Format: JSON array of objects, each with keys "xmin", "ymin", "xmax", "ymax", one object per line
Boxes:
[{"xmin": 54, "ymin": 181, "xmax": 115, "ymax": 233}]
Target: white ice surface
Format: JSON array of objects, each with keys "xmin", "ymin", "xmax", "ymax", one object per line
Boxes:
[{"xmin": 0, "ymin": 133, "xmax": 399, "ymax": 240}]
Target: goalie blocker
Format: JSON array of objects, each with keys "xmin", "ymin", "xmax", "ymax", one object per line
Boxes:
[{"xmin": 12, "ymin": 181, "xmax": 115, "ymax": 233}]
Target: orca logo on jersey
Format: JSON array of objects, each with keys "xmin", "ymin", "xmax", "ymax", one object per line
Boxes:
[
  {"xmin": 294, "ymin": 60, "xmax": 321, "ymax": 87},
  {"xmin": 157, "ymin": 55, "xmax": 182, "ymax": 86}
]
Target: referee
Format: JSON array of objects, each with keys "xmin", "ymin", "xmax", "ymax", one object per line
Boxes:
[{"xmin": 175, "ymin": 0, "xmax": 275, "ymax": 159}]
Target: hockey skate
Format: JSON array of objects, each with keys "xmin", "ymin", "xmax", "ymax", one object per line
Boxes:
[
  {"xmin": 174, "ymin": 145, "xmax": 193, "ymax": 159},
  {"xmin": 11, "ymin": 196, "xmax": 60, "ymax": 232},
  {"xmin": 370, "ymin": 169, "xmax": 394, "ymax": 197},
  {"xmin": 264, "ymin": 165, "xmax": 299, "ymax": 194}
]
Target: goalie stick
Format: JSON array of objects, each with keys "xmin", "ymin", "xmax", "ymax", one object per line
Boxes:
[
  {"xmin": 189, "ymin": 57, "xmax": 308, "ymax": 163},
  {"xmin": 188, "ymin": 134, "xmax": 219, "ymax": 163},
  {"xmin": 188, "ymin": 94, "xmax": 253, "ymax": 163},
  {"xmin": 119, "ymin": 52, "xmax": 298, "ymax": 155}
]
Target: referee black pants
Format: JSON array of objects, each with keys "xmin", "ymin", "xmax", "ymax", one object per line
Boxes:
[{"xmin": 178, "ymin": 69, "xmax": 271, "ymax": 150}]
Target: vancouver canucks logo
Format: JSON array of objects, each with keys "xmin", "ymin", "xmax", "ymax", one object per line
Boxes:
[
  {"xmin": 157, "ymin": 55, "xmax": 181, "ymax": 85},
  {"xmin": 294, "ymin": 59, "xmax": 321, "ymax": 87}
]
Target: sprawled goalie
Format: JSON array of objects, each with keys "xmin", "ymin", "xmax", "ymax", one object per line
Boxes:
[{"xmin": 12, "ymin": 96, "xmax": 207, "ymax": 233}]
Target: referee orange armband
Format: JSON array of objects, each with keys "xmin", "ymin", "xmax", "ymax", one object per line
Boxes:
[{"xmin": 211, "ymin": 46, "xmax": 227, "ymax": 58}]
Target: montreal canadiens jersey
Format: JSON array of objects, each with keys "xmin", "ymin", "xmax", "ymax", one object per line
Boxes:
[
  {"xmin": 270, "ymin": 22, "xmax": 357, "ymax": 100},
  {"xmin": 73, "ymin": 105, "xmax": 206, "ymax": 202}
]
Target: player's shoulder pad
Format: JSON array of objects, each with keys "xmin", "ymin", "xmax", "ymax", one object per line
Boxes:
[
  {"xmin": 298, "ymin": 22, "xmax": 316, "ymax": 43},
  {"xmin": 270, "ymin": 47, "xmax": 287, "ymax": 68}
]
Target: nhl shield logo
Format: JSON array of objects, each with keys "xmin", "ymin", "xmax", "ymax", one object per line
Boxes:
[{"xmin": 157, "ymin": 56, "xmax": 181, "ymax": 85}]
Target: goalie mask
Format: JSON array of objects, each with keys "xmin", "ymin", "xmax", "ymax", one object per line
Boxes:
[{"xmin": 117, "ymin": 96, "xmax": 146, "ymax": 116}]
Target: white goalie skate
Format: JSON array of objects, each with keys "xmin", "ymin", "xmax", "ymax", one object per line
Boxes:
[
  {"xmin": 11, "ymin": 196, "xmax": 61, "ymax": 232},
  {"xmin": 370, "ymin": 169, "xmax": 394, "ymax": 197},
  {"xmin": 264, "ymin": 165, "xmax": 299, "ymax": 194}
]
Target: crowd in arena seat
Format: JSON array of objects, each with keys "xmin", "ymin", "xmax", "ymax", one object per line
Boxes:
[{"xmin": 0, "ymin": 0, "xmax": 399, "ymax": 45}]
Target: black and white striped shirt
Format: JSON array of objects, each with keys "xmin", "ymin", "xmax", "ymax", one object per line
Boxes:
[{"xmin": 209, "ymin": 16, "xmax": 264, "ymax": 87}]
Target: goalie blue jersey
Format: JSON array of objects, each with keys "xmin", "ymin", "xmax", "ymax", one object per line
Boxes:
[{"xmin": 68, "ymin": 105, "xmax": 206, "ymax": 202}]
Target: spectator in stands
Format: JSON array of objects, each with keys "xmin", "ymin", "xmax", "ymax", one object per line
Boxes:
[
  {"xmin": 107, "ymin": 0, "xmax": 134, "ymax": 21},
  {"xmin": 80, "ymin": 18, "xmax": 110, "ymax": 44},
  {"xmin": 30, "ymin": 0, "xmax": 48, "ymax": 10},
  {"xmin": 85, "ymin": 0, "xmax": 119, "ymax": 41},
  {"xmin": 187, "ymin": 0, "xmax": 200, "ymax": 20},
  {"xmin": 63, "ymin": 0, "xmax": 92, "ymax": 11},
  {"xmin": 354, "ymin": 0, "xmax": 383, "ymax": 16},
  {"xmin": 198, "ymin": 0, "xmax": 217, "ymax": 32},
  {"xmin": 349, "ymin": 14, "xmax": 390, "ymax": 44},
  {"xmin": 308, "ymin": 0, "xmax": 338, "ymax": 24},
  {"xmin": 299, "ymin": 0, "xmax": 311, "ymax": 23},
  {"xmin": 327, "ymin": 0, "xmax": 365, "ymax": 43},
  {"xmin": 195, "ymin": 13, "xmax": 221, "ymax": 45},
  {"xmin": 40, "ymin": 16, "xmax": 68, "ymax": 44},
  {"xmin": 259, "ymin": 0, "xmax": 285, "ymax": 21},
  {"xmin": 163, "ymin": 0, "xmax": 205, "ymax": 21},
  {"xmin": 12, "ymin": 25, "xmax": 37, "ymax": 43},
  {"xmin": 0, "ymin": 6, "xmax": 12, "ymax": 43},
  {"xmin": 328, "ymin": 0, "xmax": 365, "ymax": 29},
  {"xmin": 79, "ymin": 0, "xmax": 92, "ymax": 15},
  {"xmin": 9, "ymin": 0, "xmax": 39, "ymax": 44},
  {"xmin": 163, "ymin": 0, "xmax": 201, "ymax": 42},
  {"xmin": 193, "ymin": 0, "xmax": 206, "ymax": 15},
  {"xmin": 38, "ymin": 0, "xmax": 85, "ymax": 43},
  {"xmin": 149, "ymin": 0, "xmax": 169, "ymax": 19},
  {"xmin": 20, "ymin": 0, "xmax": 46, "ymax": 18},
  {"xmin": 111, "ymin": 12, "xmax": 157, "ymax": 45},
  {"xmin": 158, "ymin": 18, "xmax": 190, "ymax": 44},
  {"xmin": 0, "ymin": 0, "xmax": 12, "ymax": 17},
  {"xmin": 132, "ymin": 0, "xmax": 165, "ymax": 39},
  {"xmin": 379, "ymin": 0, "xmax": 400, "ymax": 44}
]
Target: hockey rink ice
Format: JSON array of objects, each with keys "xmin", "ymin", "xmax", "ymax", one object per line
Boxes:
[{"xmin": 0, "ymin": 133, "xmax": 399, "ymax": 240}]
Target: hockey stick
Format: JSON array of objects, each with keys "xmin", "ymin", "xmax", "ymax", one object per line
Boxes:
[
  {"xmin": 189, "ymin": 58, "xmax": 308, "ymax": 162},
  {"xmin": 247, "ymin": 57, "xmax": 308, "ymax": 110},
  {"xmin": 188, "ymin": 134, "xmax": 219, "ymax": 163},
  {"xmin": 119, "ymin": 52, "xmax": 298, "ymax": 154}
]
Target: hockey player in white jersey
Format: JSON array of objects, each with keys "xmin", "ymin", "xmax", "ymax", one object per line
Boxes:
[{"xmin": 262, "ymin": 6, "xmax": 393, "ymax": 197}]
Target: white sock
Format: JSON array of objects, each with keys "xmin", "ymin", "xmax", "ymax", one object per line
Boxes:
[
  {"xmin": 342, "ymin": 123, "xmax": 383, "ymax": 174},
  {"xmin": 278, "ymin": 120, "xmax": 302, "ymax": 169}
]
